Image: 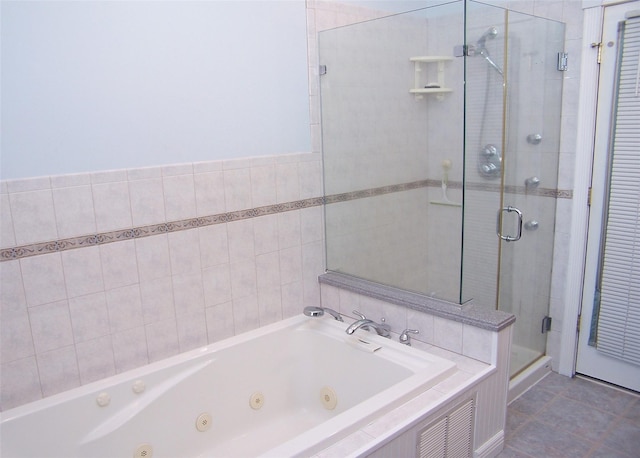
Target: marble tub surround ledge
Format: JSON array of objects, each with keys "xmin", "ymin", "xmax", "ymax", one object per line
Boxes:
[{"xmin": 319, "ymin": 272, "xmax": 515, "ymax": 333}]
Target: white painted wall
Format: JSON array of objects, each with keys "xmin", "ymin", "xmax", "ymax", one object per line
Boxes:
[{"xmin": 0, "ymin": 0, "xmax": 310, "ymax": 179}]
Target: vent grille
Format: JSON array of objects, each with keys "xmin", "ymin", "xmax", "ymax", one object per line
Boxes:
[
  {"xmin": 418, "ymin": 418, "xmax": 447, "ymax": 458},
  {"xmin": 417, "ymin": 398, "xmax": 475, "ymax": 458}
]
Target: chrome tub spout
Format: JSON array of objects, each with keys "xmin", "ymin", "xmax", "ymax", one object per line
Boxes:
[{"xmin": 345, "ymin": 311, "xmax": 390, "ymax": 338}]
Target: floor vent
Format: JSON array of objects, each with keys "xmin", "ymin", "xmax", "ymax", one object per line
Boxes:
[{"xmin": 417, "ymin": 398, "xmax": 475, "ymax": 458}]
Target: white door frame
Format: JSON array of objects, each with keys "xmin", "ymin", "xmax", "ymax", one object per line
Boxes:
[
  {"xmin": 558, "ymin": 0, "xmax": 640, "ymax": 378},
  {"xmin": 556, "ymin": 2, "xmax": 604, "ymax": 377}
]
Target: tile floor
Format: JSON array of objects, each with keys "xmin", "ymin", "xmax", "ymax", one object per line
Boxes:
[{"xmin": 498, "ymin": 372, "xmax": 640, "ymax": 458}]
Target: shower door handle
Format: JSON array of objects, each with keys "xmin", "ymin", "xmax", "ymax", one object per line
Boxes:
[{"xmin": 496, "ymin": 206, "xmax": 523, "ymax": 242}]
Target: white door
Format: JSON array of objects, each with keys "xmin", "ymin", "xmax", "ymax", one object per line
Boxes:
[
  {"xmin": 576, "ymin": 1, "xmax": 640, "ymax": 392},
  {"xmin": 576, "ymin": 1, "xmax": 640, "ymax": 391}
]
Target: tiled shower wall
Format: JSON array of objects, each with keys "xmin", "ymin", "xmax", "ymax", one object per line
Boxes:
[{"xmin": 0, "ymin": 153, "xmax": 324, "ymax": 411}]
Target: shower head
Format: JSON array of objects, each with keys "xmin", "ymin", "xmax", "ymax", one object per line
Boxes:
[
  {"xmin": 476, "ymin": 26, "xmax": 498, "ymax": 48},
  {"xmin": 473, "ymin": 26, "xmax": 503, "ymax": 77}
]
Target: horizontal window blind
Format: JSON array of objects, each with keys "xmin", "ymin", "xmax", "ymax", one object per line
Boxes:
[{"xmin": 596, "ymin": 15, "xmax": 640, "ymax": 366}]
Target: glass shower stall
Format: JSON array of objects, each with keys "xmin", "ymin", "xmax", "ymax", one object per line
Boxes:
[{"xmin": 319, "ymin": 0, "xmax": 565, "ymax": 377}]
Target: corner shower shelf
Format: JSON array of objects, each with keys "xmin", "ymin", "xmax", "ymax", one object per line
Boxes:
[{"xmin": 410, "ymin": 56, "xmax": 453, "ymax": 100}]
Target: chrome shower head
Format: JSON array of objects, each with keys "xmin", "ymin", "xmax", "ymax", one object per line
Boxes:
[
  {"xmin": 473, "ymin": 26, "xmax": 503, "ymax": 77},
  {"xmin": 476, "ymin": 26, "xmax": 498, "ymax": 48},
  {"xmin": 302, "ymin": 306, "xmax": 343, "ymax": 321}
]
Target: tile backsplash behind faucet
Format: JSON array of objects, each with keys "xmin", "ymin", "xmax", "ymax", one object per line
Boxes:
[{"xmin": 0, "ymin": 152, "xmax": 325, "ymax": 411}]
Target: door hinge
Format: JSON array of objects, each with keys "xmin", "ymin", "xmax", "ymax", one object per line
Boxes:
[
  {"xmin": 541, "ymin": 315, "xmax": 552, "ymax": 334},
  {"xmin": 454, "ymin": 44, "xmax": 468, "ymax": 57},
  {"xmin": 577, "ymin": 314, "xmax": 581, "ymax": 333},
  {"xmin": 319, "ymin": 65, "xmax": 327, "ymax": 76},
  {"xmin": 587, "ymin": 186, "xmax": 592, "ymax": 206},
  {"xmin": 557, "ymin": 52, "xmax": 568, "ymax": 71},
  {"xmin": 591, "ymin": 42, "xmax": 603, "ymax": 64}
]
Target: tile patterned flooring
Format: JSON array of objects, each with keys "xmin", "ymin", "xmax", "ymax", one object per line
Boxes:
[{"xmin": 499, "ymin": 372, "xmax": 640, "ymax": 458}]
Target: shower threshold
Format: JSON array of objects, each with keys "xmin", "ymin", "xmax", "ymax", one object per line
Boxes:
[{"xmin": 508, "ymin": 355, "xmax": 552, "ymax": 404}]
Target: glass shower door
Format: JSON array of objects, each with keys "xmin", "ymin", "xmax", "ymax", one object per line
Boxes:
[
  {"xmin": 498, "ymin": 11, "xmax": 564, "ymax": 377},
  {"xmin": 463, "ymin": 3, "xmax": 565, "ymax": 376}
]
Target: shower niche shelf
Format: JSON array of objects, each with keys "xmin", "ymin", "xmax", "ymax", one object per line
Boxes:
[{"xmin": 409, "ymin": 56, "xmax": 453, "ymax": 100}]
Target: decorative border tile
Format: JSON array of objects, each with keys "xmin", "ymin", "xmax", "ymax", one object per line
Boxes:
[
  {"xmin": 325, "ymin": 179, "xmax": 572, "ymax": 204},
  {"xmin": 0, "ymin": 180, "xmax": 571, "ymax": 262},
  {"xmin": 465, "ymin": 181, "xmax": 573, "ymax": 199},
  {"xmin": 325, "ymin": 179, "xmax": 447, "ymax": 204},
  {"xmin": 0, "ymin": 197, "xmax": 324, "ymax": 262}
]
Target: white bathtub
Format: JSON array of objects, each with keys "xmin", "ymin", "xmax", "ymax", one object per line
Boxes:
[{"xmin": 0, "ymin": 314, "xmax": 456, "ymax": 458}]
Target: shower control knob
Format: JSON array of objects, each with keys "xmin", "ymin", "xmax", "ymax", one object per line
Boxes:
[
  {"xmin": 482, "ymin": 145, "xmax": 499, "ymax": 157},
  {"xmin": 479, "ymin": 144, "xmax": 502, "ymax": 179},
  {"xmin": 482, "ymin": 163, "xmax": 497, "ymax": 173}
]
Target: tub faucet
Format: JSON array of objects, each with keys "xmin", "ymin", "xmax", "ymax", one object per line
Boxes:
[
  {"xmin": 303, "ymin": 306, "xmax": 343, "ymax": 322},
  {"xmin": 399, "ymin": 329, "xmax": 419, "ymax": 346},
  {"xmin": 345, "ymin": 311, "xmax": 391, "ymax": 338}
]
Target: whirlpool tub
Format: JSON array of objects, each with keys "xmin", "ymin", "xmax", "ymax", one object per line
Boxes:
[{"xmin": 0, "ymin": 314, "xmax": 456, "ymax": 457}]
